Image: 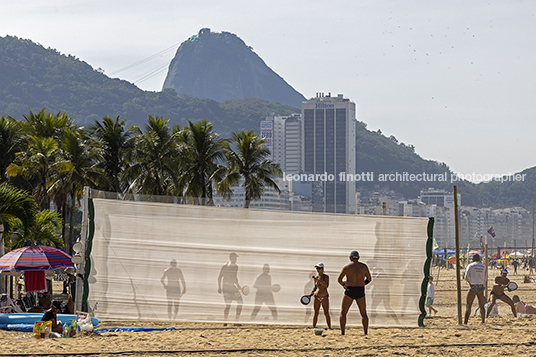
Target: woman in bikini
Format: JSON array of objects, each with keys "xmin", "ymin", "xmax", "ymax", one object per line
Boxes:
[
  {"xmin": 312, "ymin": 263, "xmax": 331, "ymax": 329},
  {"xmin": 512, "ymin": 295, "xmax": 536, "ymax": 315}
]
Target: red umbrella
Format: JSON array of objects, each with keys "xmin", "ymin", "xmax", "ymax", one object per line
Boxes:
[{"xmin": 0, "ymin": 245, "xmax": 74, "ymax": 271}]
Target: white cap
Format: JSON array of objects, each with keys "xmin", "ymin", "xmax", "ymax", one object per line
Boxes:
[{"xmin": 315, "ymin": 263, "xmax": 324, "ymax": 269}]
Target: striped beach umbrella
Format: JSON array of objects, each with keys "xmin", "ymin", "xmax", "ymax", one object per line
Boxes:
[{"xmin": 0, "ymin": 245, "xmax": 74, "ymax": 271}]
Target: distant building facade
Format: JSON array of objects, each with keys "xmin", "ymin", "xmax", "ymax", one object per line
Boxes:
[
  {"xmin": 260, "ymin": 114, "xmax": 302, "ymax": 174},
  {"xmin": 419, "ymin": 188, "xmax": 460, "ymax": 207},
  {"xmin": 301, "ymin": 93, "xmax": 356, "ymax": 213},
  {"xmin": 213, "ymin": 177, "xmax": 290, "ymax": 210}
]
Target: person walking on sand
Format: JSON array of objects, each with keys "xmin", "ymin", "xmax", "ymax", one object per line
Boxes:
[
  {"xmin": 464, "ymin": 254, "xmax": 487, "ymax": 324},
  {"xmin": 312, "ymin": 263, "xmax": 331, "ymax": 329},
  {"xmin": 218, "ymin": 252, "xmax": 243, "ymax": 321},
  {"xmin": 486, "ymin": 269, "xmax": 517, "ymax": 318},
  {"xmin": 338, "ymin": 250, "xmax": 372, "ymax": 335},
  {"xmin": 426, "ymin": 276, "xmax": 438, "ymax": 316},
  {"xmin": 512, "ymin": 260, "xmax": 519, "ymax": 275}
]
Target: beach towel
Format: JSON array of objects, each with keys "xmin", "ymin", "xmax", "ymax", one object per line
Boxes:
[{"xmin": 24, "ymin": 271, "xmax": 46, "ymax": 292}]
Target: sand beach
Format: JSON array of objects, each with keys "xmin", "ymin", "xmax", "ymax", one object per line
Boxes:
[{"xmin": 2, "ymin": 267, "xmax": 536, "ymax": 356}]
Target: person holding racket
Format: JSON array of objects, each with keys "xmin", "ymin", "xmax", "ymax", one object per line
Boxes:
[
  {"xmin": 312, "ymin": 263, "xmax": 332, "ymax": 330},
  {"xmin": 464, "ymin": 253, "xmax": 487, "ymax": 324},
  {"xmin": 250, "ymin": 264, "xmax": 278, "ymax": 320},
  {"xmin": 218, "ymin": 252, "xmax": 243, "ymax": 321},
  {"xmin": 486, "ymin": 269, "xmax": 517, "ymax": 318},
  {"xmin": 338, "ymin": 250, "xmax": 372, "ymax": 335}
]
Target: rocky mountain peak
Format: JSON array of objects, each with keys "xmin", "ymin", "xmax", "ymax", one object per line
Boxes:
[{"xmin": 162, "ymin": 29, "xmax": 305, "ymax": 108}]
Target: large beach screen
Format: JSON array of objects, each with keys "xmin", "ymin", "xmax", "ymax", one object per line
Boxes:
[{"xmin": 86, "ymin": 195, "xmax": 429, "ymax": 327}]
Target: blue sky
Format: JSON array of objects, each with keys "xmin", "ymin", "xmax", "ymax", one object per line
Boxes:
[{"xmin": 2, "ymin": 1, "xmax": 535, "ymax": 181}]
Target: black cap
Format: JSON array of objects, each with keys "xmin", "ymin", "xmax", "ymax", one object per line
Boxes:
[{"xmin": 350, "ymin": 250, "xmax": 360, "ymax": 259}]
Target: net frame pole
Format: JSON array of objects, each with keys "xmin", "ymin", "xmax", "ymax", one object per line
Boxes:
[
  {"xmin": 529, "ymin": 188, "xmax": 536, "ymax": 275},
  {"xmin": 419, "ymin": 217, "xmax": 434, "ymax": 327},
  {"xmin": 453, "ymin": 186, "xmax": 462, "ymax": 325},
  {"xmin": 484, "ymin": 236, "xmax": 489, "ymax": 301},
  {"xmin": 75, "ymin": 186, "xmax": 90, "ymax": 313}
]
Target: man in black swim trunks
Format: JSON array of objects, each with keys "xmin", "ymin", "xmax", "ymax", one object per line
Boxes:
[
  {"xmin": 338, "ymin": 250, "xmax": 372, "ymax": 335},
  {"xmin": 486, "ymin": 269, "xmax": 517, "ymax": 318}
]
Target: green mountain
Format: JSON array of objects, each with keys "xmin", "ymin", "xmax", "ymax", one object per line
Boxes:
[
  {"xmin": 163, "ymin": 29, "xmax": 306, "ymax": 108},
  {"xmin": 0, "ymin": 35, "xmax": 296, "ymax": 134},
  {"xmin": 0, "ymin": 34, "xmax": 533, "ymax": 207}
]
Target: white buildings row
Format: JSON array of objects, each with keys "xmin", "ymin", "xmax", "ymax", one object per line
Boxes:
[{"xmin": 359, "ymin": 188, "xmax": 533, "ymax": 249}]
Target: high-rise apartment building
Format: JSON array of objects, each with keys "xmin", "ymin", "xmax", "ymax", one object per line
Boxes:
[
  {"xmin": 302, "ymin": 93, "xmax": 356, "ymax": 213},
  {"xmin": 260, "ymin": 114, "xmax": 302, "ymax": 174}
]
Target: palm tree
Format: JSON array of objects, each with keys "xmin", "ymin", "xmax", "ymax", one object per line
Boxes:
[
  {"xmin": 8, "ymin": 209, "xmax": 63, "ymax": 249},
  {"xmin": 57, "ymin": 128, "xmax": 105, "ymax": 253},
  {"xmin": 22, "ymin": 108, "xmax": 74, "ymax": 141},
  {"xmin": 90, "ymin": 115, "xmax": 131, "ymax": 193},
  {"xmin": 216, "ymin": 130, "xmax": 282, "ymax": 208},
  {"xmin": 0, "ymin": 182, "xmax": 37, "ymax": 236},
  {"xmin": 14, "ymin": 109, "xmax": 76, "ymax": 236},
  {"xmin": 122, "ymin": 116, "xmax": 181, "ymax": 197},
  {"xmin": 179, "ymin": 120, "xmax": 228, "ymax": 205},
  {"xmin": 0, "ymin": 116, "xmax": 23, "ymax": 182},
  {"xmin": 6, "ymin": 136, "xmax": 73, "ymax": 210}
]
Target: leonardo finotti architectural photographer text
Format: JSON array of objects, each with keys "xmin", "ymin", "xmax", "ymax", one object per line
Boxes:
[{"xmin": 283, "ymin": 172, "xmax": 527, "ymax": 183}]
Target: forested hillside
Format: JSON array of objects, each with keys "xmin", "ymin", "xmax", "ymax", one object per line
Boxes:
[
  {"xmin": 0, "ymin": 35, "xmax": 534, "ymax": 207},
  {"xmin": 0, "ymin": 36, "xmax": 297, "ymax": 134}
]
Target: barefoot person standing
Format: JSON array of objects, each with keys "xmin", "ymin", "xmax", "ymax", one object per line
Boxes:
[
  {"xmin": 426, "ymin": 276, "xmax": 438, "ymax": 316},
  {"xmin": 464, "ymin": 254, "xmax": 487, "ymax": 324},
  {"xmin": 486, "ymin": 269, "xmax": 517, "ymax": 318},
  {"xmin": 338, "ymin": 250, "xmax": 372, "ymax": 335},
  {"xmin": 312, "ymin": 263, "xmax": 331, "ymax": 329}
]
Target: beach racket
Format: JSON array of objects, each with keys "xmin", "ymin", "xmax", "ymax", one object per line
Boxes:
[
  {"xmin": 241, "ymin": 285, "xmax": 250, "ymax": 296},
  {"xmin": 271, "ymin": 284, "xmax": 281, "ymax": 293},
  {"xmin": 507, "ymin": 282, "xmax": 518, "ymax": 291},
  {"xmin": 300, "ymin": 293, "xmax": 314, "ymax": 305}
]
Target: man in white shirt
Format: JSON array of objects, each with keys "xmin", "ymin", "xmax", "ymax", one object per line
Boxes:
[{"xmin": 464, "ymin": 254, "xmax": 487, "ymax": 324}]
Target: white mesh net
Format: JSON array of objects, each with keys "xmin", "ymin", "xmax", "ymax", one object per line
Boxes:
[{"xmin": 86, "ymin": 195, "xmax": 429, "ymax": 327}]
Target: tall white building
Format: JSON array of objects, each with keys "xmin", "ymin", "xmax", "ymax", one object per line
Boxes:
[
  {"xmin": 301, "ymin": 93, "xmax": 356, "ymax": 213},
  {"xmin": 283, "ymin": 115, "xmax": 302, "ymax": 174},
  {"xmin": 260, "ymin": 114, "xmax": 302, "ymax": 174}
]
